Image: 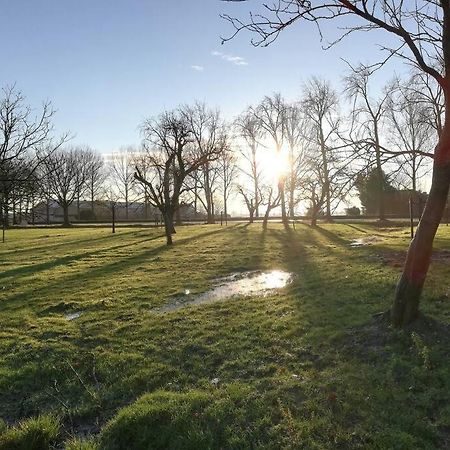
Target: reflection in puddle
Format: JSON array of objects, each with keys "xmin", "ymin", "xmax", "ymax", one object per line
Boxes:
[
  {"xmin": 350, "ymin": 236, "xmax": 382, "ymax": 247},
  {"xmin": 65, "ymin": 311, "xmax": 83, "ymax": 321},
  {"xmin": 152, "ymin": 270, "xmax": 293, "ymax": 313}
]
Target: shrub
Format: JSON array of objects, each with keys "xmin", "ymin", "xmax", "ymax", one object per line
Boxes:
[
  {"xmin": 345, "ymin": 206, "xmax": 361, "ymax": 216},
  {"xmin": 0, "ymin": 415, "xmax": 60, "ymax": 450}
]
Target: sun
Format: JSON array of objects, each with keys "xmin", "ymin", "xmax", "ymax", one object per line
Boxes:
[{"xmin": 259, "ymin": 147, "xmax": 290, "ymax": 184}]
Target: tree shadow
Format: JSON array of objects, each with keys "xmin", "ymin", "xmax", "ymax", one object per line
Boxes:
[
  {"xmin": 0, "ymin": 229, "xmax": 152, "ymax": 258},
  {"xmin": 0, "ymin": 234, "xmax": 165, "ymax": 281},
  {"xmin": 0, "ymin": 226, "xmax": 238, "ymax": 312}
]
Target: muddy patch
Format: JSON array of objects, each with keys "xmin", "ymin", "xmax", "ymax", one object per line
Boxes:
[
  {"xmin": 152, "ymin": 270, "xmax": 293, "ymax": 313},
  {"xmin": 350, "ymin": 236, "xmax": 383, "ymax": 247}
]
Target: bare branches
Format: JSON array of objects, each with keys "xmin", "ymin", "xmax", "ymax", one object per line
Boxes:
[{"xmin": 221, "ymin": 1, "xmax": 446, "ymax": 83}]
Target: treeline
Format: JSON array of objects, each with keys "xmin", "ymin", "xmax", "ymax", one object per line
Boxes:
[{"xmin": 0, "ymin": 66, "xmax": 441, "ymax": 243}]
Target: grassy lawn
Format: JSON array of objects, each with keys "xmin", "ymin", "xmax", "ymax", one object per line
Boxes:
[{"xmin": 0, "ymin": 223, "xmax": 449, "ymax": 449}]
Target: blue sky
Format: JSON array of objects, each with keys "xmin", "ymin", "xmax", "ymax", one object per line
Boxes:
[{"xmin": 1, "ymin": 0, "xmax": 405, "ymax": 153}]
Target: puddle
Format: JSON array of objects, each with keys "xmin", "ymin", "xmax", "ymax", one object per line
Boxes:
[
  {"xmin": 152, "ymin": 270, "xmax": 293, "ymax": 313},
  {"xmin": 65, "ymin": 311, "xmax": 83, "ymax": 321},
  {"xmin": 350, "ymin": 236, "xmax": 383, "ymax": 247}
]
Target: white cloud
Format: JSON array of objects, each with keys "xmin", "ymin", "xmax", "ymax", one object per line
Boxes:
[
  {"xmin": 190, "ymin": 65, "xmax": 204, "ymax": 72},
  {"xmin": 211, "ymin": 50, "xmax": 248, "ymax": 66}
]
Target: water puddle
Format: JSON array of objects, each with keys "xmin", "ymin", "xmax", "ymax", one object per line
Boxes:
[
  {"xmin": 350, "ymin": 236, "xmax": 383, "ymax": 247},
  {"xmin": 152, "ymin": 270, "xmax": 293, "ymax": 313},
  {"xmin": 65, "ymin": 311, "xmax": 83, "ymax": 321}
]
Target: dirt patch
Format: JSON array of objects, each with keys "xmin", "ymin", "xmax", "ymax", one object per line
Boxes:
[
  {"xmin": 342, "ymin": 312, "xmax": 450, "ymax": 365},
  {"xmin": 382, "ymin": 250, "xmax": 450, "ymax": 268}
]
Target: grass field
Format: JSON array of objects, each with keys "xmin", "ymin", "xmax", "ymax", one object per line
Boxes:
[{"xmin": 0, "ymin": 223, "xmax": 449, "ymax": 449}]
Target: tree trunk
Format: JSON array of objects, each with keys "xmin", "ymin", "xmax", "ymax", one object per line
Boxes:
[
  {"xmin": 163, "ymin": 210, "xmax": 174, "ymax": 245},
  {"xmin": 63, "ymin": 204, "xmax": 70, "ymax": 227},
  {"xmin": 391, "ymin": 120, "xmax": 450, "ymax": 326},
  {"xmin": 279, "ymin": 180, "xmax": 288, "ymax": 227},
  {"xmin": 374, "ymin": 124, "xmax": 386, "ymax": 221},
  {"xmin": 262, "ymin": 209, "xmax": 270, "ymax": 230},
  {"xmin": 175, "ymin": 207, "xmax": 182, "ymax": 226}
]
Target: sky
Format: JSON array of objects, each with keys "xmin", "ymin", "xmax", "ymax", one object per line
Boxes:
[{"xmin": 1, "ymin": 0, "xmax": 408, "ymax": 155}]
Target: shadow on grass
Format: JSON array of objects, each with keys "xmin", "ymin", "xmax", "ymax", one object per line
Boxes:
[
  {"xmin": 0, "ymin": 228, "xmax": 153, "ymax": 258},
  {"xmin": 0, "ymin": 234, "xmax": 166, "ymax": 281},
  {"xmin": 0, "ymin": 225, "xmax": 239, "ymax": 312}
]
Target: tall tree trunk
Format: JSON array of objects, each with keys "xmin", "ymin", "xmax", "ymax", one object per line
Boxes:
[
  {"xmin": 76, "ymin": 192, "xmax": 80, "ymax": 220},
  {"xmin": 91, "ymin": 180, "xmax": 95, "ymax": 213},
  {"xmin": 253, "ymin": 145, "xmax": 259, "ymax": 218},
  {"xmin": 279, "ymin": 180, "xmax": 288, "ymax": 227},
  {"xmin": 175, "ymin": 205, "xmax": 182, "ymax": 226},
  {"xmin": 373, "ymin": 122, "xmax": 386, "ymax": 221},
  {"xmin": 163, "ymin": 209, "xmax": 174, "ymax": 245},
  {"xmin": 262, "ymin": 208, "xmax": 270, "ymax": 230},
  {"xmin": 391, "ymin": 95, "xmax": 450, "ymax": 326},
  {"xmin": 125, "ymin": 186, "xmax": 129, "ymax": 221},
  {"xmin": 63, "ymin": 204, "xmax": 70, "ymax": 227},
  {"xmin": 46, "ymin": 198, "xmax": 50, "ymax": 225},
  {"xmin": 320, "ymin": 131, "xmax": 332, "ymax": 222}
]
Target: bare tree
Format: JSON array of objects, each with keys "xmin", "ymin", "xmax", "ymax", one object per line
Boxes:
[
  {"xmin": 235, "ymin": 108, "xmax": 264, "ymax": 217},
  {"xmin": 302, "ymin": 77, "xmax": 345, "ymax": 221},
  {"xmin": 284, "ymin": 102, "xmax": 306, "ymax": 219},
  {"xmin": 387, "ymin": 79, "xmax": 434, "ymax": 201},
  {"xmin": 237, "ymin": 185, "xmax": 257, "ymax": 223},
  {"xmin": 0, "ymin": 85, "xmax": 67, "ymax": 231},
  {"xmin": 43, "ymin": 147, "xmax": 91, "ymax": 226},
  {"xmin": 108, "ymin": 147, "xmax": 135, "ymax": 220},
  {"xmin": 253, "ymin": 93, "xmax": 289, "ymax": 226},
  {"xmin": 300, "ymin": 145, "xmax": 329, "ymax": 227},
  {"xmin": 134, "ymin": 107, "xmax": 223, "ymax": 245},
  {"xmin": 181, "ymin": 102, "xmax": 229, "ymax": 224},
  {"xmin": 219, "ymin": 147, "xmax": 237, "ymax": 222},
  {"xmin": 260, "ymin": 185, "xmax": 281, "ymax": 230},
  {"xmin": 223, "ymin": 0, "xmax": 450, "ymax": 327},
  {"xmin": 344, "ymin": 68, "xmax": 390, "ymax": 220},
  {"xmin": 85, "ymin": 149, "xmax": 106, "ymax": 215}
]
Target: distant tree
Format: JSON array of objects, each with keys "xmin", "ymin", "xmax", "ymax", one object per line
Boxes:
[
  {"xmin": 344, "ymin": 68, "xmax": 390, "ymax": 221},
  {"xmin": 356, "ymin": 168, "xmax": 396, "ymax": 216},
  {"xmin": 235, "ymin": 107, "xmax": 264, "ymax": 218},
  {"xmin": 222, "ymin": 0, "xmax": 450, "ymax": 326},
  {"xmin": 237, "ymin": 185, "xmax": 257, "ymax": 223},
  {"xmin": 181, "ymin": 103, "xmax": 229, "ymax": 224},
  {"xmin": 0, "ymin": 85, "xmax": 67, "ymax": 231},
  {"xmin": 253, "ymin": 94, "xmax": 289, "ymax": 226},
  {"xmin": 85, "ymin": 149, "xmax": 106, "ymax": 214},
  {"xmin": 346, "ymin": 206, "xmax": 361, "ymax": 216},
  {"xmin": 135, "ymin": 107, "xmax": 223, "ymax": 245},
  {"xmin": 387, "ymin": 80, "xmax": 434, "ymax": 197},
  {"xmin": 284, "ymin": 102, "xmax": 305, "ymax": 219},
  {"xmin": 301, "ymin": 77, "xmax": 348, "ymax": 221},
  {"xmin": 300, "ymin": 152, "xmax": 328, "ymax": 227},
  {"xmin": 219, "ymin": 148, "xmax": 237, "ymax": 222},
  {"xmin": 260, "ymin": 185, "xmax": 281, "ymax": 230},
  {"xmin": 109, "ymin": 147, "xmax": 135, "ymax": 220},
  {"xmin": 43, "ymin": 147, "xmax": 91, "ymax": 226}
]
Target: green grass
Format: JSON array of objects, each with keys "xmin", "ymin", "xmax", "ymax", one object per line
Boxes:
[{"xmin": 0, "ymin": 223, "xmax": 449, "ymax": 449}]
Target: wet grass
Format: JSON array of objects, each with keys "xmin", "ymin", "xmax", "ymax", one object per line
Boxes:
[{"xmin": 0, "ymin": 223, "xmax": 449, "ymax": 449}]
